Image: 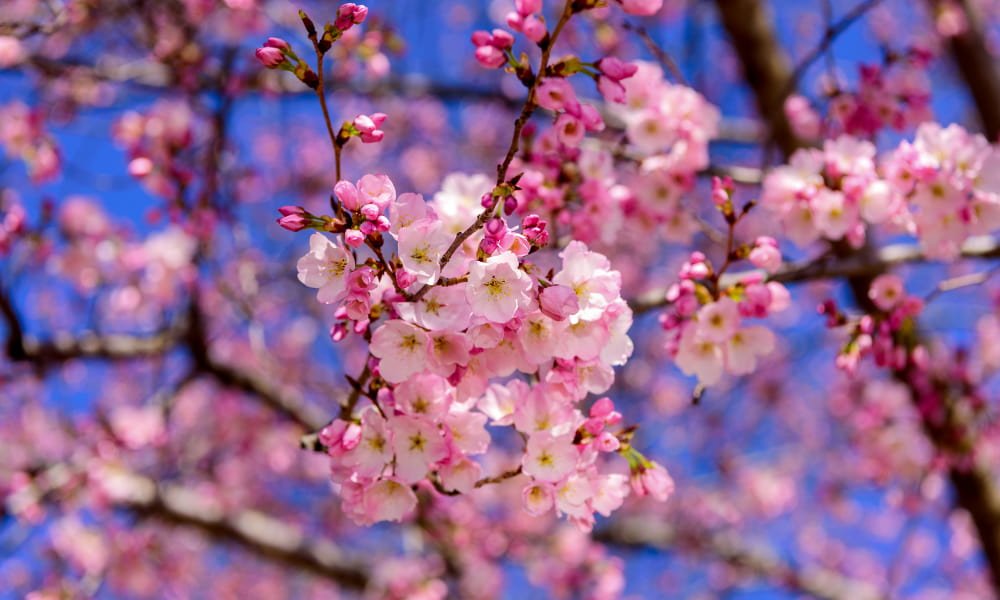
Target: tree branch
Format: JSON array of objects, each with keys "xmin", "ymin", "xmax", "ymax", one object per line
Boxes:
[
  {"xmin": 10, "ymin": 464, "xmax": 369, "ymax": 589},
  {"xmin": 597, "ymin": 518, "xmax": 885, "ymax": 600},
  {"xmin": 929, "ymin": 0, "xmax": 1000, "ymax": 140}
]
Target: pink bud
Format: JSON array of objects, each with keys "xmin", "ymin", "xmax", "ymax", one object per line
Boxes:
[
  {"xmin": 521, "ymin": 15, "xmax": 547, "ymax": 43},
  {"xmin": 344, "ymin": 229, "xmax": 365, "ymax": 247},
  {"xmin": 360, "ymin": 203, "xmax": 380, "ymax": 221},
  {"xmin": 515, "ymin": 0, "xmax": 542, "ymax": 16},
  {"xmin": 539, "ymin": 285, "xmax": 580, "ymax": 321},
  {"xmin": 503, "ymin": 196, "xmax": 517, "ymax": 215},
  {"xmin": 334, "ymin": 180, "xmax": 362, "ymax": 211},
  {"xmin": 471, "ymin": 30, "xmax": 493, "ymax": 46},
  {"xmin": 479, "ymin": 237, "xmax": 500, "ymax": 255},
  {"xmin": 597, "ymin": 76, "xmax": 626, "ymax": 104},
  {"xmin": 491, "ymin": 29, "xmax": 515, "ymax": 49},
  {"xmin": 749, "ymin": 239, "xmax": 782, "ymax": 273},
  {"xmin": 330, "ymin": 323, "xmax": 348, "ymax": 342},
  {"xmin": 278, "ymin": 205, "xmax": 306, "ymax": 217},
  {"xmin": 595, "ymin": 432, "xmax": 621, "ymax": 452},
  {"xmin": 596, "ymin": 56, "xmax": 638, "ymax": 81},
  {"xmin": 474, "ymin": 45, "xmax": 506, "ymax": 69},
  {"xmin": 277, "ymin": 214, "xmax": 308, "ymax": 231},
  {"xmin": 354, "ymin": 114, "xmax": 376, "ymax": 133},
  {"xmin": 638, "ymin": 462, "xmax": 674, "ymax": 501},
  {"xmin": 335, "ymin": 3, "xmax": 368, "ymax": 31},
  {"xmin": 396, "ymin": 269, "xmax": 416, "ymax": 289},
  {"xmin": 590, "ymin": 397, "xmax": 615, "ymax": 418},
  {"xmin": 619, "ymin": 0, "xmax": 664, "ymax": 16},
  {"xmin": 485, "ymin": 217, "xmax": 507, "ymax": 239},
  {"xmin": 265, "ymin": 37, "xmax": 290, "ymax": 51},
  {"xmin": 255, "ymin": 46, "xmax": 285, "ymax": 69}
]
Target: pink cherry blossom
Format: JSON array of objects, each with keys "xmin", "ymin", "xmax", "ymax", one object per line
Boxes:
[
  {"xmin": 370, "ymin": 320, "xmax": 430, "ymax": 383},
  {"xmin": 466, "ymin": 251, "xmax": 534, "ymax": 323},
  {"xmin": 296, "ymin": 233, "xmax": 355, "ymax": 304}
]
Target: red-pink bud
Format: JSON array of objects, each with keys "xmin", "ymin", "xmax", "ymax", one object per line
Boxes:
[
  {"xmin": 589, "ymin": 396, "xmax": 615, "ymax": 419},
  {"xmin": 329, "ymin": 323, "xmax": 348, "ymax": 342},
  {"xmin": 619, "ymin": 0, "xmax": 664, "ymax": 16},
  {"xmin": 396, "ymin": 269, "xmax": 416, "ymax": 289},
  {"xmin": 344, "ymin": 229, "xmax": 365, "ymax": 247},
  {"xmin": 491, "ymin": 29, "xmax": 515, "ymax": 49},
  {"xmin": 521, "ymin": 16, "xmax": 546, "ymax": 43},
  {"xmin": 255, "ymin": 46, "xmax": 286, "ymax": 69},
  {"xmin": 596, "ymin": 56, "xmax": 638, "ymax": 80},
  {"xmin": 265, "ymin": 37, "xmax": 290, "ymax": 51},
  {"xmin": 484, "ymin": 217, "xmax": 507, "ymax": 239},
  {"xmin": 277, "ymin": 213, "xmax": 308, "ymax": 231},
  {"xmin": 278, "ymin": 205, "xmax": 306, "ymax": 217},
  {"xmin": 515, "ymin": 0, "xmax": 542, "ymax": 16}
]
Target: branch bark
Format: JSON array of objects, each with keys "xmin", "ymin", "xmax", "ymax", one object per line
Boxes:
[
  {"xmin": 9, "ymin": 464, "xmax": 368, "ymax": 589},
  {"xmin": 714, "ymin": 2, "xmax": 1000, "ymax": 596},
  {"xmin": 597, "ymin": 518, "xmax": 885, "ymax": 600},
  {"xmin": 629, "ymin": 236, "xmax": 1000, "ymax": 314},
  {"xmin": 712, "ymin": 0, "xmax": 803, "ymax": 157},
  {"xmin": 929, "ymin": 0, "xmax": 1000, "ymax": 140}
]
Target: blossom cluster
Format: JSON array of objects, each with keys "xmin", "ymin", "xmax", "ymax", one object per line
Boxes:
[
  {"xmin": 820, "ymin": 273, "xmax": 925, "ymax": 373},
  {"xmin": 0, "ymin": 192, "xmax": 26, "ymax": 255},
  {"xmin": 661, "ymin": 251, "xmax": 790, "ymax": 387},
  {"xmin": 883, "ymin": 122, "xmax": 1000, "ymax": 260},
  {"xmin": 294, "ymin": 173, "xmax": 665, "ymax": 529},
  {"xmin": 0, "ymin": 101, "xmax": 61, "ymax": 183},
  {"xmin": 113, "ymin": 100, "xmax": 196, "ymax": 200},
  {"xmin": 828, "ymin": 48, "xmax": 934, "ymax": 137},
  {"xmin": 618, "ymin": 61, "xmax": 720, "ymax": 243},
  {"xmin": 762, "ymin": 124, "xmax": 1000, "ymax": 259}
]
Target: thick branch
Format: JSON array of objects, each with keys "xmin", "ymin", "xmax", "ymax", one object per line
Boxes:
[
  {"xmin": 629, "ymin": 236, "xmax": 1000, "ymax": 314},
  {"xmin": 930, "ymin": 0, "xmax": 1000, "ymax": 139},
  {"xmin": 597, "ymin": 518, "xmax": 885, "ymax": 600},
  {"xmin": 716, "ymin": 2, "xmax": 1000, "ymax": 595},
  {"xmin": 201, "ymin": 357, "xmax": 328, "ymax": 431},
  {"xmin": 712, "ymin": 0, "xmax": 803, "ymax": 156},
  {"xmin": 10, "ymin": 465, "xmax": 368, "ymax": 589}
]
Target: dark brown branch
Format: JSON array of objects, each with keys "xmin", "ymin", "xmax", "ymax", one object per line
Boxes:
[
  {"xmin": 929, "ymin": 0, "xmax": 1000, "ymax": 140},
  {"xmin": 712, "ymin": 0, "xmax": 804, "ymax": 157},
  {"xmin": 11, "ymin": 464, "xmax": 368, "ymax": 589},
  {"xmin": 597, "ymin": 518, "xmax": 885, "ymax": 600},
  {"xmin": 715, "ymin": 3, "xmax": 1000, "ymax": 595},
  {"xmin": 783, "ymin": 0, "xmax": 886, "ymax": 101},
  {"xmin": 629, "ymin": 236, "xmax": 1000, "ymax": 315}
]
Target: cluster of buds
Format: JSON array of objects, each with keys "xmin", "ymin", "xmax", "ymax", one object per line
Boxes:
[
  {"xmin": 471, "ymin": 29, "xmax": 514, "ymax": 69},
  {"xmin": 578, "ymin": 397, "xmax": 624, "ymax": 453},
  {"xmin": 661, "ymin": 249, "xmax": 790, "ymax": 387},
  {"xmin": 825, "ymin": 274, "xmax": 926, "ymax": 373},
  {"xmin": 521, "ymin": 214, "xmax": 550, "ymax": 248},
  {"xmin": 594, "ymin": 57, "xmax": 638, "ymax": 104},
  {"xmin": 535, "ymin": 78, "xmax": 605, "ymax": 147},
  {"xmin": 338, "ymin": 113, "xmax": 388, "ymax": 145},
  {"xmin": 254, "ymin": 37, "xmax": 320, "ymax": 88},
  {"xmin": 620, "ymin": 445, "xmax": 674, "ymax": 501},
  {"xmin": 334, "ymin": 175, "xmax": 393, "ymax": 247},
  {"xmin": 333, "ymin": 3, "xmax": 368, "ymax": 32},
  {"xmin": 506, "ymin": 0, "xmax": 546, "ymax": 44},
  {"xmin": 255, "ymin": 5, "xmax": 370, "ymax": 88}
]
